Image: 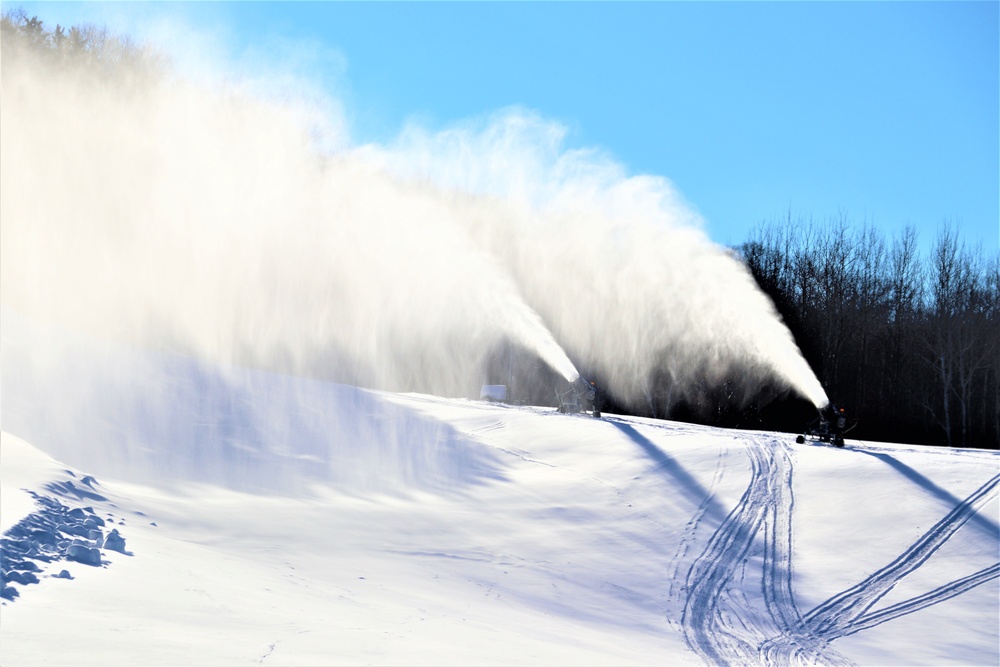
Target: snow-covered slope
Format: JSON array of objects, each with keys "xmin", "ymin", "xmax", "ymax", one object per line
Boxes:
[{"xmin": 2, "ymin": 315, "xmax": 998, "ymax": 666}]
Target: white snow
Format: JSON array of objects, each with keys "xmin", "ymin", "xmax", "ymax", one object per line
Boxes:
[
  {"xmin": 0, "ymin": 435, "xmax": 68, "ymax": 534},
  {"xmin": 1, "ymin": 314, "xmax": 998, "ymax": 666}
]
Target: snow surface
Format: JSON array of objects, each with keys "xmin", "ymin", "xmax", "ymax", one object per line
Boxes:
[{"xmin": 1, "ymin": 313, "xmax": 999, "ymax": 666}]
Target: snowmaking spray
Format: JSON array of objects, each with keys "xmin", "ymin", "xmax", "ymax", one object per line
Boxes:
[
  {"xmin": 0, "ymin": 38, "xmax": 581, "ymax": 401},
  {"xmin": 0, "ymin": 15, "xmax": 829, "ymax": 467}
]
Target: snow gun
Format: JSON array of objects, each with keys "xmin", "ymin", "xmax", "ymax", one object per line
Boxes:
[
  {"xmin": 557, "ymin": 376, "xmax": 601, "ymax": 419},
  {"xmin": 795, "ymin": 403, "xmax": 856, "ymax": 448}
]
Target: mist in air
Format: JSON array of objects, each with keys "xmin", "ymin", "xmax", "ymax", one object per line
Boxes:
[{"xmin": 0, "ymin": 26, "xmax": 828, "ymax": 415}]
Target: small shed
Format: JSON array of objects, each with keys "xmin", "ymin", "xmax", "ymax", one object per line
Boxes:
[{"xmin": 480, "ymin": 385, "xmax": 507, "ymax": 402}]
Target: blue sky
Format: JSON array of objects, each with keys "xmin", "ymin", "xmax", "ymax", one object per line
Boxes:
[{"xmin": 11, "ymin": 1, "xmax": 1000, "ymax": 251}]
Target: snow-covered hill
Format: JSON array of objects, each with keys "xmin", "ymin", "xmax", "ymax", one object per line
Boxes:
[{"xmin": 1, "ymin": 315, "xmax": 998, "ymax": 666}]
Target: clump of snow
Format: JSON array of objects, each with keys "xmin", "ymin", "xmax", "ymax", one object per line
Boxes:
[
  {"xmin": 65, "ymin": 545, "xmax": 101, "ymax": 567},
  {"xmin": 1, "ymin": 481, "xmax": 131, "ymax": 601},
  {"xmin": 102, "ymin": 530, "xmax": 131, "ymax": 556}
]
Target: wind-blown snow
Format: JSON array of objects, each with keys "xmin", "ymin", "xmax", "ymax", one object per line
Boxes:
[
  {"xmin": 1, "ymin": 37, "xmax": 825, "ymax": 409},
  {"xmin": 1, "ymin": 318, "xmax": 996, "ymax": 666}
]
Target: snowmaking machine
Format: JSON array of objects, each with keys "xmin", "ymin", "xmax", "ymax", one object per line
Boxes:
[
  {"xmin": 795, "ymin": 403, "xmax": 855, "ymax": 448},
  {"xmin": 557, "ymin": 376, "xmax": 602, "ymax": 418}
]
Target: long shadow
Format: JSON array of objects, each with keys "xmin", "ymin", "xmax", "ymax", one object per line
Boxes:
[
  {"xmin": 857, "ymin": 450, "xmax": 1000, "ymax": 540},
  {"xmin": 607, "ymin": 419, "xmax": 729, "ymax": 524}
]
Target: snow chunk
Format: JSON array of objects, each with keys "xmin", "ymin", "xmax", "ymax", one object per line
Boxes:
[
  {"xmin": 103, "ymin": 529, "xmax": 131, "ymax": 556},
  {"xmin": 66, "ymin": 544, "xmax": 101, "ymax": 567}
]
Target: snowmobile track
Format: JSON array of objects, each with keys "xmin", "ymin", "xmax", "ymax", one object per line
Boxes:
[
  {"xmin": 680, "ymin": 436, "xmax": 820, "ymax": 666},
  {"xmin": 676, "ymin": 438, "xmax": 999, "ymax": 667},
  {"xmin": 801, "ymin": 473, "xmax": 1000, "ymax": 640},
  {"xmin": 836, "ymin": 562, "xmax": 1000, "ymax": 638}
]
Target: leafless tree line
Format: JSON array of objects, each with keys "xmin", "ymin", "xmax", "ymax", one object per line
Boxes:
[
  {"xmin": 1, "ymin": 9, "xmax": 165, "ymax": 83},
  {"xmin": 741, "ymin": 214, "xmax": 998, "ymax": 448}
]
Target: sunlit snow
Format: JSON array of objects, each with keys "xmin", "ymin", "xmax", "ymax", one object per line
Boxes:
[{"xmin": 1, "ymin": 313, "xmax": 997, "ymax": 666}]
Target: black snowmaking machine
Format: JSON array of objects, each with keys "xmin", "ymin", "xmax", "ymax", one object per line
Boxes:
[
  {"xmin": 796, "ymin": 403, "xmax": 855, "ymax": 448},
  {"xmin": 557, "ymin": 376, "xmax": 602, "ymax": 418}
]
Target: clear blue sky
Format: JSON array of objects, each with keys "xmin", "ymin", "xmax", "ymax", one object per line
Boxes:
[{"xmin": 11, "ymin": 1, "xmax": 1000, "ymax": 251}]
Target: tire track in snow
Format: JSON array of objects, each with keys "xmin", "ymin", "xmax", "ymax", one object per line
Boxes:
[
  {"xmin": 680, "ymin": 436, "xmax": 793, "ymax": 665},
  {"xmin": 677, "ymin": 437, "xmax": 998, "ymax": 666},
  {"xmin": 759, "ymin": 439, "xmax": 801, "ymax": 635},
  {"xmin": 834, "ymin": 562, "xmax": 1000, "ymax": 638},
  {"xmin": 666, "ymin": 442, "xmax": 729, "ymax": 640},
  {"xmin": 681, "ymin": 436, "xmax": 848, "ymax": 666},
  {"xmin": 800, "ymin": 473, "xmax": 1000, "ymax": 640},
  {"xmin": 667, "ymin": 442, "xmax": 728, "ymax": 600}
]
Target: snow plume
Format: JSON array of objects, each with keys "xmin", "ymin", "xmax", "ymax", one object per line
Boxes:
[
  {"xmin": 359, "ymin": 114, "xmax": 829, "ymax": 409},
  {"xmin": 0, "ymin": 32, "xmax": 826, "ymax": 414},
  {"xmin": 0, "ymin": 41, "xmax": 578, "ymax": 400}
]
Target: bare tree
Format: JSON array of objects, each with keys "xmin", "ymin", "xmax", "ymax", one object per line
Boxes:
[
  {"xmin": 851, "ymin": 222, "xmax": 889, "ymax": 415},
  {"xmin": 884, "ymin": 225, "xmax": 923, "ymax": 428}
]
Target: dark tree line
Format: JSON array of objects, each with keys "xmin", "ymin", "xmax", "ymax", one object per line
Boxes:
[{"xmin": 740, "ymin": 215, "xmax": 998, "ymax": 449}]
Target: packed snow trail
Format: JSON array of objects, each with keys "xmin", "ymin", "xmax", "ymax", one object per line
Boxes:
[{"xmin": 676, "ymin": 437, "xmax": 1000, "ymax": 667}]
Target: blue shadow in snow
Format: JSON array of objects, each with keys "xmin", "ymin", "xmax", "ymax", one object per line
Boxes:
[
  {"xmin": 857, "ymin": 450, "xmax": 1000, "ymax": 540},
  {"xmin": 0, "ymin": 309, "xmax": 506, "ymax": 497},
  {"xmin": 608, "ymin": 419, "xmax": 728, "ymax": 524}
]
